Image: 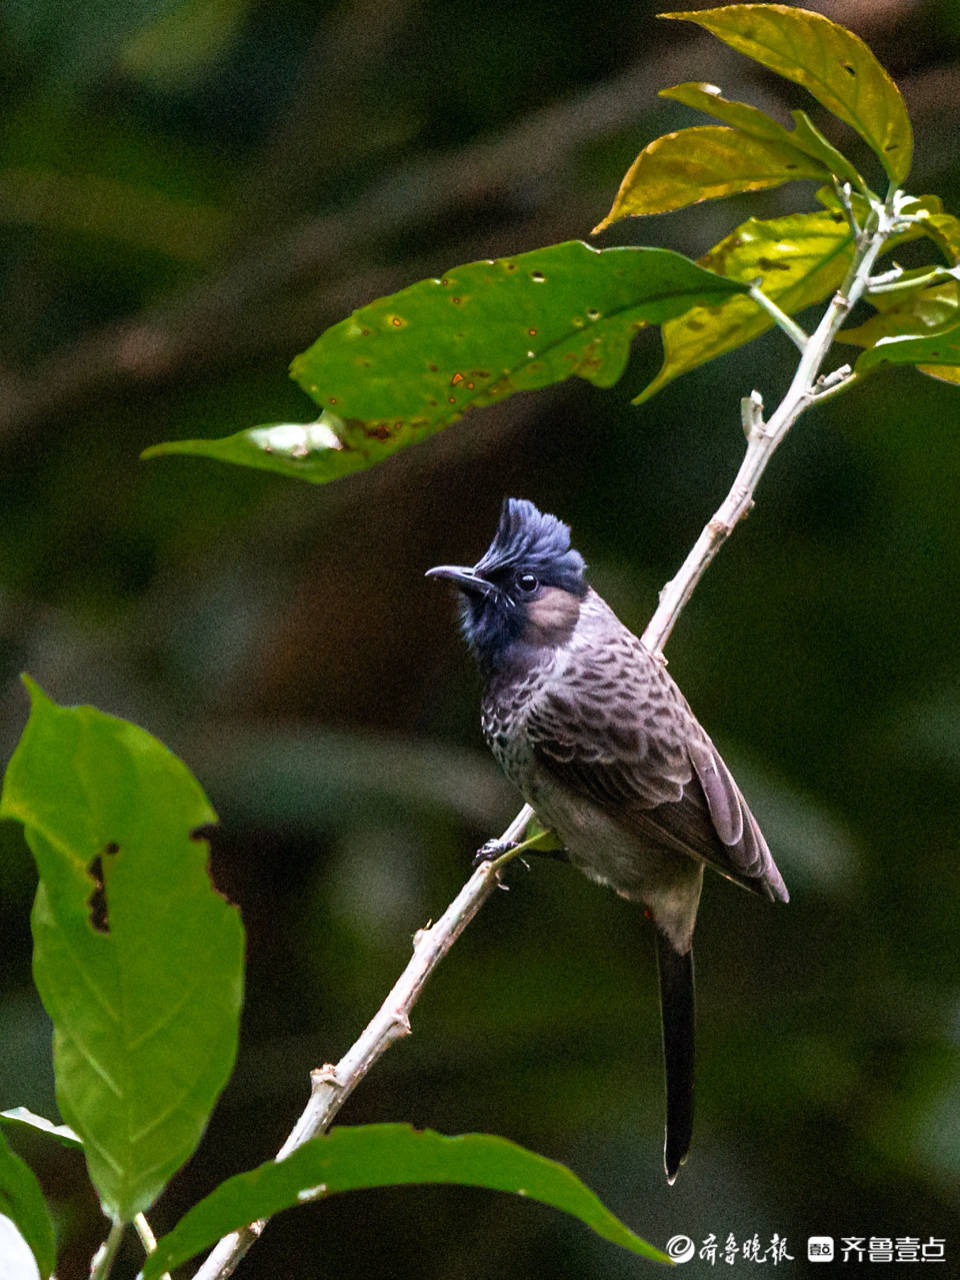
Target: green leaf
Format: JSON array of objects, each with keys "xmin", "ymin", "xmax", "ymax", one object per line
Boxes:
[
  {"xmin": 142, "ymin": 414, "xmax": 369, "ymax": 485},
  {"xmin": 659, "ymin": 82, "xmax": 863, "ymax": 188},
  {"xmin": 0, "ymin": 1127, "xmax": 56, "ymax": 1279},
  {"xmin": 519, "ymin": 816, "xmax": 565, "ymax": 855},
  {"xmin": 0, "ymin": 678, "xmax": 244, "ymax": 1221},
  {"xmin": 144, "ymin": 241, "xmax": 750, "ymax": 482},
  {"xmin": 141, "ymin": 1125, "xmax": 669, "ymax": 1278},
  {"xmin": 661, "ymin": 5, "xmax": 913, "ymax": 184},
  {"xmin": 786, "ymin": 110, "xmax": 865, "ymax": 190},
  {"xmin": 0, "ymin": 1109, "xmax": 82, "ymax": 1151},
  {"xmin": 593, "ymin": 125, "xmax": 825, "ymax": 226},
  {"xmin": 638, "ymin": 209, "xmax": 854, "ymax": 402},
  {"xmin": 854, "ymin": 323, "xmax": 960, "ymax": 373},
  {"xmin": 840, "ymin": 281, "xmax": 960, "ymax": 347}
]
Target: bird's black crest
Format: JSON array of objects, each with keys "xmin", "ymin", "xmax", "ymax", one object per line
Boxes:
[{"xmin": 475, "ymin": 498, "xmax": 588, "ymax": 597}]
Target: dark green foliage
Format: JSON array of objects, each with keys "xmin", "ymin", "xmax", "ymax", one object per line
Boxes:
[{"xmin": 2, "ymin": 3, "xmax": 960, "ymax": 1278}]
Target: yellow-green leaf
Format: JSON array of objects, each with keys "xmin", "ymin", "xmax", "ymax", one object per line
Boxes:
[
  {"xmin": 596, "ymin": 124, "xmax": 825, "ymax": 227},
  {"xmin": 918, "ymin": 213, "xmax": 960, "ymax": 265},
  {"xmin": 917, "ymin": 364, "xmax": 960, "ymax": 386},
  {"xmin": 840, "ymin": 281, "xmax": 960, "ymax": 348},
  {"xmin": 786, "ymin": 110, "xmax": 865, "ymax": 189},
  {"xmin": 594, "ymin": 125, "xmax": 826, "ymax": 228},
  {"xmin": 637, "ymin": 209, "xmax": 854, "ymax": 402},
  {"xmin": 660, "ymin": 82, "xmax": 863, "ymax": 187},
  {"xmin": 660, "ymin": 80, "xmax": 799, "ymax": 143},
  {"xmin": 661, "ymin": 5, "xmax": 913, "ymax": 184}
]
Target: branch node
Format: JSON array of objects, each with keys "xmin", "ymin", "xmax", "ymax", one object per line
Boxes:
[
  {"xmin": 815, "ymin": 365, "xmax": 852, "ymax": 393},
  {"xmin": 412, "ymin": 923, "xmax": 432, "ymax": 948},
  {"xmin": 740, "ymin": 390, "xmax": 764, "ymax": 439},
  {"xmin": 311, "ymin": 1063, "xmax": 342, "ymax": 1090},
  {"xmin": 389, "ymin": 1010, "xmax": 412, "ymax": 1037},
  {"xmin": 831, "ymin": 289, "xmax": 852, "ymax": 316}
]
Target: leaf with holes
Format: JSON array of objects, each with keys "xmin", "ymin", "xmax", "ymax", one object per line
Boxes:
[
  {"xmin": 637, "ymin": 209, "xmax": 855, "ymax": 403},
  {"xmin": 143, "ymin": 241, "xmax": 750, "ymax": 482},
  {"xmin": 657, "ymin": 83, "xmax": 863, "ymax": 188},
  {"xmin": 593, "ymin": 125, "xmax": 825, "ymax": 227},
  {"xmin": 0, "ymin": 1127, "xmax": 56, "ymax": 1279},
  {"xmin": 661, "ymin": 5, "xmax": 913, "ymax": 184},
  {"xmin": 0, "ymin": 678, "xmax": 244, "ymax": 1222},
  {"xmin": 142, "ymin": 1125, "xmax": 668, "ymax": 1278}
]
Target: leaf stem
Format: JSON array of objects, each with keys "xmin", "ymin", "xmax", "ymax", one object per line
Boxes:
[
  {"xmin": 134, "ymin": 1213, "xmax": 171, "ymax": 1280},
  {"xmin": 866, "ymin": 263, "xmax": 960, "ymax": 296},
  {"xmin": 748, "ymin": 282, "xmax": 808, "ymax": 350},
  {"xmin": 90, "ymin": 1220, "xmax": 126, "ymax": 1280}
]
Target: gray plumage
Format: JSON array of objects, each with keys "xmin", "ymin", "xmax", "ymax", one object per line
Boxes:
[
  {"xmin": 427, "ymin": 498, "xmax": 788, "ymax": 1181},
  {"xmin": 482, "ymin": 586, "xmax": 787, "ymax": 950}
]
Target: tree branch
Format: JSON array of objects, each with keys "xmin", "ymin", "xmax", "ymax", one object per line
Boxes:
[
  {"xmin": 190, "ymin": 189, "xmax": 906, "ymax": 1280},
  {"xmin": 191, "ymin": 809, "xmax": 533, "ymax": 1280}
]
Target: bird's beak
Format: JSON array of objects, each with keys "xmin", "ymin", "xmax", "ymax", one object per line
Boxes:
[{"xmin": 425, "ymin": 564, "xmax": 494, "ymax": 597}]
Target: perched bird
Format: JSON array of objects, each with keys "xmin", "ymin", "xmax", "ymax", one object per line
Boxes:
[{"xmin": 427, "ymin": 498, "xmax": 788, "ymax": 1182}]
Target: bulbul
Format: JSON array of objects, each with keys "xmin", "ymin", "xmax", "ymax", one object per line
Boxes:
[{"xmin": 427, "ymin": 497, "xmax": 788, "ymax": 1182}]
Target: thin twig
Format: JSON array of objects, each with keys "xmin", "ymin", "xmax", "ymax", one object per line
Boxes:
[{"xmin": 190, "ymin": 190, "xmax": 906, "ymax": 1280}]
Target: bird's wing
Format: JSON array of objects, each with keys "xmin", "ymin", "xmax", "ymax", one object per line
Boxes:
[{"xmin": 527, "ymin": 624, "xmax": 788, "ymax": 902}]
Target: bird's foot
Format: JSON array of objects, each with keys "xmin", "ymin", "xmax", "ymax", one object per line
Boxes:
[{"xmin": 473, "ymin": 838, "xmax": 518, "ymax": 868}]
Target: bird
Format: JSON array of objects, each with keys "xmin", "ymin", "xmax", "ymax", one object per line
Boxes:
[{"xmin": 426, "ymin": 497, "xmax": 788, "ymax": 1182}]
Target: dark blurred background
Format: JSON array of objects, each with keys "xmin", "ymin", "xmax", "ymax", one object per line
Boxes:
[{"xmin": 1, "ymin": 0, "xmax": 959, "ymax": 1275}]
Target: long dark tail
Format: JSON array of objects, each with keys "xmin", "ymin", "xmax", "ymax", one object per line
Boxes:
[{"xmin": 655, "ymin": 930, "xmax": 695, "ymax": 1183}]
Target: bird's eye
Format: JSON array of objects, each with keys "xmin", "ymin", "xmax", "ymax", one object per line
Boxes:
[{"xmin": 516, "ymin": 572, "xmax": 539, "ymax": 594}]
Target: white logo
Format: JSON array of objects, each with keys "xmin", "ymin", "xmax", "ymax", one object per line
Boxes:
[
  {"xmin": 808, "ymin": 1236, "xmax": 835, "ymax": 1262},
  {"xmin": 666, "ymin": 1234, "xmax": 696, "ymax": 1264}
]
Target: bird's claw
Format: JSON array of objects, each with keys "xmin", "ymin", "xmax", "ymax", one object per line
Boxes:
[{"xmin": 473, "ymin": 838, "xmax": 518, "ymax": 868}]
